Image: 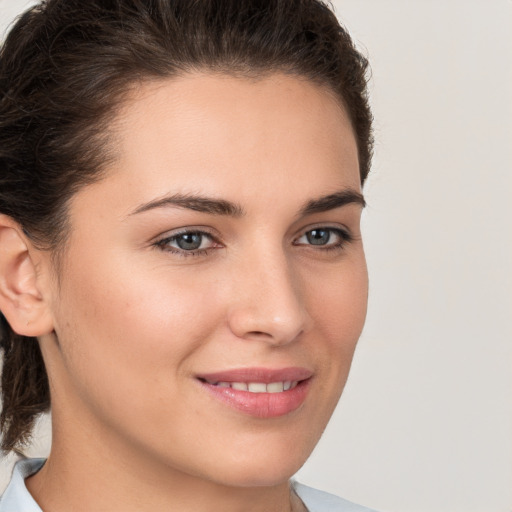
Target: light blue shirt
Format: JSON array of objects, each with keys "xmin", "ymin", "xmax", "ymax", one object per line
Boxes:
[{"xmin": 0, "ymin": 458, "xmax": 377, "ymax": 512}]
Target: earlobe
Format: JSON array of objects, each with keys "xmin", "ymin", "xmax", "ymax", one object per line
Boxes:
[{"xmin": 0, "ymin": 215, "xmax": 54, "ymax": 337}]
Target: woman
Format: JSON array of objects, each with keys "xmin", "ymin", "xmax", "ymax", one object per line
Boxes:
[{"xmin": 0, "ymin": 1, "xmax": 375, "ymax": 510}]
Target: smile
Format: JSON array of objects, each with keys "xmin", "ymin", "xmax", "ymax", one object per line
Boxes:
[
  {"xmin": 197, "ymin": 367, "xmax": 312, "ymax": 418},
  {"xmin": 206, "ymin": 380, "xmax": 299, "ymax": 393}
]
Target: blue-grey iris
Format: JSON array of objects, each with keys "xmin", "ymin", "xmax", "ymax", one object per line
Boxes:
[
  {"xmin": 176, "ymin": 233, "xmax": 203, "ymax": 250},
  {"xmin": 306, "ymin": 229, "xmax": 330, "ymax": 245}
]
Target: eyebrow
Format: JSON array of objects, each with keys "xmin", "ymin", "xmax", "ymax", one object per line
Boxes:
[
  {"xmin": 129, "ymin": 193, "xmax": 245, "ymax": 217},
  {"xmin": 129, "ymin": 188, "xmax": 365, "ymax": 218},
  {"xmin": 300, "ymin": 189, "xmax": 366, "ymax": 215}
]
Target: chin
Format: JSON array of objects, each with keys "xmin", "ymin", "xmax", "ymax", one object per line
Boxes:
[
  {"xmin": 203, "ymin": 440, "xmax": 314, "ymax": 488},
  {"xmin": 213, "ymin": 462, "xmax": 304, "ymax": 489}
]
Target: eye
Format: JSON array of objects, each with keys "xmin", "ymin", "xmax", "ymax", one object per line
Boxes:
[
  {"xmin": 294, "ymin": 227, "xmax": 351, "ymax": 249},
  {"xmin": 173, "ymin": 232, "xmax": 206, "ymax": 251},
  {"xmin": 154, "ymin": 230, "xmax": 219, "ymax": 256}
]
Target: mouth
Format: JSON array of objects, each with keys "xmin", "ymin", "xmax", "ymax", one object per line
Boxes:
[
  {"xmin": 200, "ymin": 379, "xmax": 300, "ymax": 393},
  {"xmin": 196, "ymin": 367, "xmax": 312, "ymax": 418}
]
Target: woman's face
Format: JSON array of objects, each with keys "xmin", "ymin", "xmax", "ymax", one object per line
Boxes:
[{"xmin": 40, "ymin": 73, "xmax": 368, "ymax": 487}]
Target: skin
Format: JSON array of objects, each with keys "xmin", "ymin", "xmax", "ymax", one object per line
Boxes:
[{"xmin": 1, "ymin": 73, "xmax": 368, "ymax": 512}]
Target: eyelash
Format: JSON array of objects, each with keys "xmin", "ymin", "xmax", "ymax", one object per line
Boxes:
[
  {"xmin": 153, "ymin": 227, "xmax": 353, "ymax": 258},
  {"xmin": 294, "ymin": 227, "xmax": 353, "ymax": 252},
  {"xmin": 153, "ymin": 229, "xmax": 219, "ymax": 257}
]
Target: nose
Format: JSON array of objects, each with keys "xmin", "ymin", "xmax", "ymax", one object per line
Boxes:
[{"xmin": 227, "ymin": 250, "xmax": 308, "ymax": 346}]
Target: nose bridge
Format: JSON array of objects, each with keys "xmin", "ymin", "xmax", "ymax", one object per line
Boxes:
[{"xmin": 228, "ymin": 243, "xmax": 307, "ymax": 344}]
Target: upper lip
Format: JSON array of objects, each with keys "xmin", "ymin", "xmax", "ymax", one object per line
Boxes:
[{"xmin": 197, "ymin": 367, "xmax": 313, "ymax": 384}]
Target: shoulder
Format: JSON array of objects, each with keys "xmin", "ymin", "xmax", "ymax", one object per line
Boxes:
[
  {"xmin": 293, "ymin": 482, "xmax": 378, "ymax": 512},
  {"xmin": 0, "ymin": 458, "xmax": 45, "ymax": 512}
]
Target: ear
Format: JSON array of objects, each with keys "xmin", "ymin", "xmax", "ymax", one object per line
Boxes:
[{"xmin": 0, "ymin": 215, "xmax": 54, "ymax": 337}]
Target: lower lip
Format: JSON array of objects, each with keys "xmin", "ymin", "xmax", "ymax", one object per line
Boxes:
[{"xmin": 199, "ymin": 379, "xmax": 311, "ymax": 418}]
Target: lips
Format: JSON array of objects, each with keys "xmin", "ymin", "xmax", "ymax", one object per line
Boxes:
[{"xmin": 196, "ymin": 367, "xmax": 312, "ymax": 418}]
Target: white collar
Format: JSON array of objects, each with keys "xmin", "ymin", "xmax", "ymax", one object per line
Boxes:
[{"xmin": 0, "ymin": 458, "xmax": 45, "ymax": 512}]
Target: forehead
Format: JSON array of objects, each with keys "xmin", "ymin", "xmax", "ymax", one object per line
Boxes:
[
  {"xmin": 69, "ymin": 72, "xmax": 361, "ymax": 224},
  {"xmin": 113, "ymin": 73, "xmax": 358, "ymax": 184}
]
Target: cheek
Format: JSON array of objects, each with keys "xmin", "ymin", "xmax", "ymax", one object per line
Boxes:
[
  {"xmin": 52, "ymin": 257, "xmax": 225, "ymax": 406},
  {"xmin": 310, "ymin": 254, "xmax": 368, "ymax": 336},
  {"xmin": 304, "ymin": 254, "xmax": 368, "ymax": 377}
]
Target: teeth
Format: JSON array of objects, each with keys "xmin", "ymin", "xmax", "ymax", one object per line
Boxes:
[
  {"xmin": 267, "ymin": 382, "xmax": 284, "ymax": 393},
  {"xmin": 248, "ymin": 382, "xmax": 267, "ymax": 393},
  {"xmin": 212, "ymin": 381, "xmax": 298, "ymax": 393}
]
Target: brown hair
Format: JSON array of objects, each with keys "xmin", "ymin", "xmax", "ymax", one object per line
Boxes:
[{"xmin": 0, "ymin": 0, "xmax": 373, "ymax": 452}]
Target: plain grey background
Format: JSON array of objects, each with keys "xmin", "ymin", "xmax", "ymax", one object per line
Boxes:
[{"xmin": 1, "ymin": 1, "xmax": 511, "ymax": 511}]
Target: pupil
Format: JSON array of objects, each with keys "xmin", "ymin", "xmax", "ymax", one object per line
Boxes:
[
  {"xmin": 307, "ymin": 229, "xmax": 330, "ymax": 245},
  {"xmin": 177, "ymin": 233, "xmax": 202, "ymax": 250}
]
